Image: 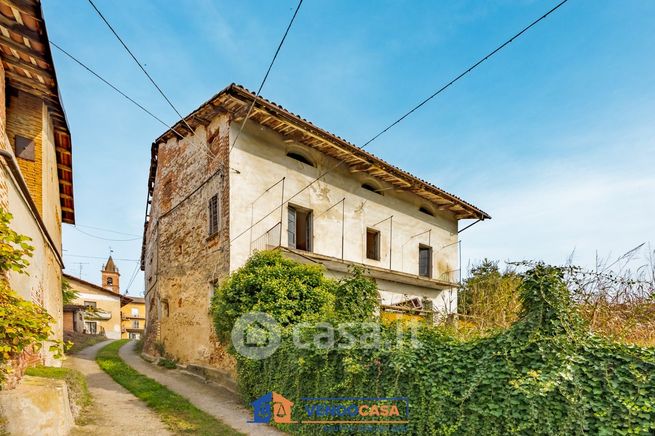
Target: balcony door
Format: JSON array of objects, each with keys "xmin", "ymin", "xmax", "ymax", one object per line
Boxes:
[{"xmin": 288, "ymin": 205, "xmax": 313, "ymax": 252}]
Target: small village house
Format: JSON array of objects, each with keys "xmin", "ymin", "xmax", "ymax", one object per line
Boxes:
[
  {"xmin": 65, "ymin": 256, "xmax": 132, "ymax": 339},
  {"xmin": 0, "ymin": 0, "xmax": 74, "ymax": 369},
  {"xmin": 121, "ymin": 296, "xmax": 146, "ymax": 339},
  {"xmin": 141, "ymin": 84, "xmax": 489, "ymax": 371}
]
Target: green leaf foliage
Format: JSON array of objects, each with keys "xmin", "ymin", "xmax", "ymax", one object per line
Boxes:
[
  {"xmin": 0, "ymin": 209, "xmax": 64, "ymax": 385},
  {"xmin": 214, "ymin": 256, "xmax": 655, "ymax": 435},
  {"xmin": 61, "ymin": 277, "xmax": 79, "ymax": 305},
  {"xmin": 211, "ymin": 251, "xmax": 378, "ymax": 341}
]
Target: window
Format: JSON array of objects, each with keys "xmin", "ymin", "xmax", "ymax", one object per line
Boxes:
[
  {"xmin": 362, "ymin": 183, "xmax": 382, "ymax": 195},
  {"xmin": 366, "ymin": 228, "xmax": 380, "ymax": 260},
  {"xmin": 418, "ymin": 244, "xmax": 432, "ymax": 278},
  {"xmin": 132, "ymin": 320, "xmax": 140, "ymax": 329},
  {"xmin": 288, "ymin": 205, "xmax": 313, "ymax": 252},
  {"xmin": 85, "ymin": 321, "xmax": 97, "ymax": 335},
  {"xmin": 106, "ymin": 277, "xmax": 113, "ymax": 286},
  {"xmin": 131, "ymin": 308, "xmax": 139, "ymax": 317},
  {"xmin": 84, "ymin": 301, "xmax": 96, "ymax": 309},
  {"xmin": 419, "ymin": 206, "xmax": 434, "ymax": 217},
  {"xmin": 286, "ymin": 152, "xmax": 314, "ymax": 167},
  {"xmin": 14, "ymin": 135, "xmax": 35, "ymax": 161},
  {"xmin": 208, "ymin": 194, "xmax": 220, "ymax": 235},
  {"xmin": 129, "ymin": 332, "xmax": 140, "ymax": 340}
]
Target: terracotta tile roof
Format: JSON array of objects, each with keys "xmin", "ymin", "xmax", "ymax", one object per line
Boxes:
[{"xmin": 0, "ymin": 0, "xmax": 75, "ymax": 223}]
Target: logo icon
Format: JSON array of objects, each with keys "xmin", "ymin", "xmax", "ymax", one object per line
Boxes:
[
  {"xmin": 250, "ymin": 391, "xmax": 295, "ymax": 424},
  {"xmin": 231, "ymin": 312, "xmax": 281, "ymax": 360}
]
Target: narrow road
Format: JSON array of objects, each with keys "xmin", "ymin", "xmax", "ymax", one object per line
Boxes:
[
  {"xmin": 118, "ymin": 341, "xmax": 284, "ymax": 435},
  {"xmin": 64, "ymin": 340, "xmax": 172, "ymax": 436}
]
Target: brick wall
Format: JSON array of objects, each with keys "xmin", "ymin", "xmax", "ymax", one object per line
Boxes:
[
  {"xmin": 144, "ymin": 114, "xmax": 234, "ymax": 371},
  {"xmin": 5, "ymin": 89, "xmax": 44, "ymax": 216}
]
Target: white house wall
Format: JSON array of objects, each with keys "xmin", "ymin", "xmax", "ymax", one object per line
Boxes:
[{"xmin": 229, "ymin": 120, "xmax": 460, "ymax": 312}]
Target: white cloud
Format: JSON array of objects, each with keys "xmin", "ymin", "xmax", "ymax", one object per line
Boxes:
[{"xmin": 461, "ymin": 159, "xmax": 655, "ymax": 270}]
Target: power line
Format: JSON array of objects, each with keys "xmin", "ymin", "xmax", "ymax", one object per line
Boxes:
[
  {"xmin": 65, "ymin": 254, "xmax": 140, "ymax": 262},
  {"xmin": 50, "ymin": 41, "xmax": 170, "ymax": 130},
  {"xmin": 50, "ymin": 40, "xmax": 190, "ymax": 140},
  {"xmin": 361, "ymin": 0, "xmax": 569, "ymax": 149},
  {"xmin": 230, "ymin": 0, "xmax": 570, "ymax": 244},
  {"xmin": 230, "ymin": 0, "xmax": 304, "ymax": 153},
  {"xmin": 86, "ymin": 0, "xmax": 199, "ymax": 142},
  {"xmin": 85, "ymin": 0, "xmax": 219, "ymax": 162},
  {"xmin": 71, "ymin": 226, "xmax": 141, "ymax": 242},
  {"xmin": 124, "ymin": 261, "xmax": 141, "ymax": 293},
  {"xmin": 73, "ymin": 223, "xmax": 141, "ymax": 237}
]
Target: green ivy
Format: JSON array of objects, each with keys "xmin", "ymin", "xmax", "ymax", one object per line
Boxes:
[
  {"xmin": 0, "ymin": 209, "xmax": 64, "ymax": 386},
  {"xmin": 214, "ymin": 256, "xmax": 655, "ymax": 435}
]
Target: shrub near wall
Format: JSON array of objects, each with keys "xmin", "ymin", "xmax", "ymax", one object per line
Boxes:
[
  {"xmin": 213, "ymin": 253, "xmax": 655, "ymax": 435},
  {"xmin": 0, "ymin": 210, "xmax": 63, "ymax": 388}
]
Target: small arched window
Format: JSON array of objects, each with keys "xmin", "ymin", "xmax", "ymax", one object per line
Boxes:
[
  {"xmin": 419, "ymin": 206, "xmax": 435, "ymax": 217},
  {"xmin": 362, "ymin": 183, "xmax": 383, "ymax": 195},
  {"xmin": 107, "ymin": 277, "xmax": 113, "ymax": 285},
  {"xmin": 286, "ymin": 152, "xmax": 315, "ymax": 167}
]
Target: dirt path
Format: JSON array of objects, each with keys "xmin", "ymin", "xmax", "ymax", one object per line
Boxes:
[
  {"xmin": 64, "ymin": 341, "xmax": 172, "ymax": 436},
  {"xmin": 118, "ymin": 341, "xmax": 284, "ymax": 435}
]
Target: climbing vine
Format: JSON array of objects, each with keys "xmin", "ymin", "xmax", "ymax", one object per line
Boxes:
[
  {"xmin": 0, "ymin": 209, "xmax": 64, "ymax": 386},
  {"xmin": 213, "ymin": 254, "xmax": 655, "ymax": 435}
]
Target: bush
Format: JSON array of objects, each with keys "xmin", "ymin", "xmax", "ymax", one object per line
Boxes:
[
  {"xmin": 211, "ymin": 251, "xmax": 378, "ymax": 341},
  {"xmin": 0, "ymin": 210, "xmax": 64, "ymax": 386},
  {"xmin": 157, "ymin": 357, "xmax": 177, "ymax": 369},
  {"xmin": 458, "ymin": 259, "xmax": 522, "ymax": 333},
  {"xmin": 218, "ymin": 258, "xmax": 655, "ymax": 435}
]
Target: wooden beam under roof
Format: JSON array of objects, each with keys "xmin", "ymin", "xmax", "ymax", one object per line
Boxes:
[
  {"xmin": 0, "ymin": 0, "xmax": 40, "ymax": 22},
  {"xmin": 2, "ymin": 54, "xmax": 51, "ymax": 79},
  {"xmin": 0, "ymin": 29, "xmax": 46, "ymax": 57},
  {"xmin": 0, "ymin": 13, "xmax": 40, "ymax": 42}
]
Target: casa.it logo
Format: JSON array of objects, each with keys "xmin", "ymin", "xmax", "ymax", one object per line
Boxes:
[{"xmin": 249, "ymin": 393, "xmax": 409, "ymax": 427}]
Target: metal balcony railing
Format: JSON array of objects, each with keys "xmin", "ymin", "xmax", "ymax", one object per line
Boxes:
[{"xmin": 250, "ymin": 222, "xmax": 281, "ymax": 254}]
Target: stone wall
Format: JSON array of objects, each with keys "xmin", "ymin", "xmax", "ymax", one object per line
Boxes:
[{"xmin": 144, "ymin": 114, "xmax": 234, "ymax": 371}]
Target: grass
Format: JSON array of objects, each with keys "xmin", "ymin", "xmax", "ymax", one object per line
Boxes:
[
  {"xmin": 96, "ymin": 340, "xmax": 242, "ymax": 435},
  {"xmin": 25, "ymin": 366, "xmax": 91, "ymax": 422},
  {"xmin": 65, "ymin": 332, "xmax": 108, "ymax": 354}
]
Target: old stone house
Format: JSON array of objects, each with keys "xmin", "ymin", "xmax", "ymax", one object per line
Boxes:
[
  {"xmin": 0, "ymin": 0, "xmax": 75, "ymax": 368},
  {"xmin": 141, "ymin": 84, "xmax": 489, "ymax": 370}
]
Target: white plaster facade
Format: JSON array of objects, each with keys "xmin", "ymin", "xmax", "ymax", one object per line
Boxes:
[{"xmin": 230, "ymin": 120, "xmax": 461, "ymax": 313}]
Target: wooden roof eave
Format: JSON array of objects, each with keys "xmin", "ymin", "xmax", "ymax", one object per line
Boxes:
[
  {"xmin": 223, "ymin": 93, "xmax": 486, "ymax": 220},
  {"xmin": 151, "ymin": 84, "xmax": 490, "ymax": 221}
]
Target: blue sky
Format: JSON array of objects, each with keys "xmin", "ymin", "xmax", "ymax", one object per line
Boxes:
[{"xmin": 42, "ymin": 0, "xmax": 655, "ymax": 295}]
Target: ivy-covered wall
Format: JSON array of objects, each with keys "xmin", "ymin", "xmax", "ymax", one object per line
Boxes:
[{"xmin": 212, "ymin": 252, "xmax": 655, "ymax": 435}]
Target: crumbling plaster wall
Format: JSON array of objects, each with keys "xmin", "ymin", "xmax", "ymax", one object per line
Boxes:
[
  {"xmin": 144, "ymin": 114, "xmax": 233, "ymax": 369},
  {"xmin": 229, "ymin": 120, "xmax": 460, "ymax": 312}
]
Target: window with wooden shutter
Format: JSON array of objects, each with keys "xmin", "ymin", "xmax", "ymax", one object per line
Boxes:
[
  {"xmin": 366, "ymin": 228, "xmax": 380, "ymax": 260},
  {"xmin": 288, "ymin": 205, "xmax": 313, "ymax": 251},
  {"xmin": 208, "ymin": 194, "xmax": 219, "ymax": 236},
  {"xmin": 288, "ymin": 206, "xmax": 297, "ymax": 248},
  {"xmin": 419, "ymin": 244, "xmax": 432, "ymax": 277}
]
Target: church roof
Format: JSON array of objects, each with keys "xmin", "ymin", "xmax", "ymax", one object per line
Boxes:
[{"xmin": 103, "ymin": 255, "xmax": 118, "ymax": 273}]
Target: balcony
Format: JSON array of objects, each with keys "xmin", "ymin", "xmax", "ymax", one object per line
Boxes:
[
  {"xmin": 279, "ymin": 247, "xmax": 459, "ymax": 290},
  {"xmin": 121, "ymin": 314, "xmax": 145, "ymax": 321}
]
